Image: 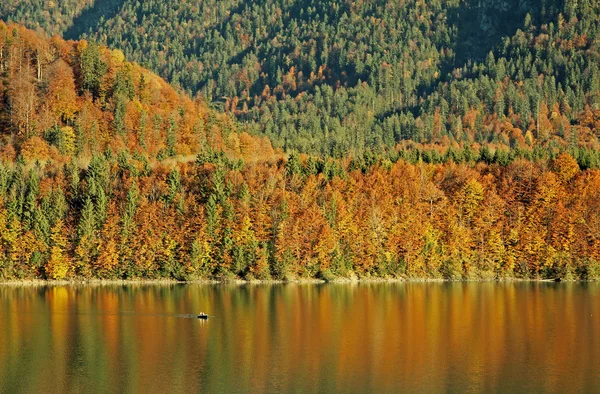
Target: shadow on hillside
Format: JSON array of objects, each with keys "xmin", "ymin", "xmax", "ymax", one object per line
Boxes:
[
  {"xmin": 449, "ymin": 0, "xmax": 523, "ymax": 67},
  {"xmin": 63, "ymin": 0, "xmax": 127, "ymax": 40},
  {"xmin": 447, "ymin": 0, "xmax": 564, "ymax": 67},
  {"xmin": 383, "ymin": 0, "xmax": 564, "ymax": 122}
]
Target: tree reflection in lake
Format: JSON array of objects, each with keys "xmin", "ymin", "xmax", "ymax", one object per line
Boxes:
[{"xmin": 0, "ymin": 282, "xmax": 599, "ymax": 393}]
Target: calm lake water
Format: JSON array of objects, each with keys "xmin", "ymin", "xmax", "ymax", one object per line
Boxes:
[{"xmin": 1, "ymin": 282, "xmax": 599, "ymax": 393}]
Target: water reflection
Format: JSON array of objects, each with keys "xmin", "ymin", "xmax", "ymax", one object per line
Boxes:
[{"xmin": 0, "ymin": 283, "xmax": 599, "ymax": 393}]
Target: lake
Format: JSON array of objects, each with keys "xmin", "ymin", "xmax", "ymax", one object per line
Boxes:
[{"xmin": 1, "ymin": 282, "xmax": 599, "ymax": 393}]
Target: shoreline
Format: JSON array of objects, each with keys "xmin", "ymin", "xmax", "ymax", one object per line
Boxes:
[{"xmin": 0, "ymin": 277, "xmax": 594, "ymax": 287}]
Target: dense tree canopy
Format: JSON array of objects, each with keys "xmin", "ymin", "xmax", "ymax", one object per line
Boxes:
[
  {"xmin": 1, "ymin": 137, "xmax": 600, "ymax": 281},
  {"xmin": 2, "ymin": 0, "xmax": 599, "ymax": 155},
  {"xmin": 0, "ymin": 9, "xmax": 599, "ymax": 281}
]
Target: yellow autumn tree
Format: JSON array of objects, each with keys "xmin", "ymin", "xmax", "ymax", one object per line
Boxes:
[
  {"xmin": 458, "ymin": 178, "xmax": 485, "ymax": 225},
  {"xmin": 94, "ymin": 203, "xmax": 124, "ymax": 278},
  {"xmin": 552, "ymin": 152, "xmax": 579, "ymax": 183},
  {"xmin": 0, "ymin": 208, "xmax": 10, "ymax": 277},
  {"xmin": 20, "ymin": 136, "xmax": 51, "ymax": 162},
  {"xmin": 45, "ymin": 219, "xmax": 70, "ymax": 280}
]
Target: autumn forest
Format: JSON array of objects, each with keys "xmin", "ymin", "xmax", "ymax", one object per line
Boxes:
[{"xmin": 0, "ymin": 0, "xmax": 599, "ymax": 281}]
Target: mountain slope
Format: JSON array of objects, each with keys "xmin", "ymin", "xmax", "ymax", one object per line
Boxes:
[
  {"xmin": 0, "ymin": 21, "xmax": 274, "ymax": 164},
  {"xmin": 2, "ymin": 0, "xmax": 599, "ymax": 155}
]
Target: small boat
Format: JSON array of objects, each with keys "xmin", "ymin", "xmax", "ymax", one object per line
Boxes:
[{"xmin": 197, "ymin": 312, "xmax": 209, "ymax": 320}]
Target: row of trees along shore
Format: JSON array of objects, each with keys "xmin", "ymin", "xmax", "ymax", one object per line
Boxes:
[{"xmin": 1, "ymin": 147, "xmax": 599, "ymax": 281}]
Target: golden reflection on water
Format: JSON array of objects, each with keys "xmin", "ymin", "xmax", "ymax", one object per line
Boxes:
[{"xmin": 0, "ymin": 283, "xmax": 599, "ymax": 393}]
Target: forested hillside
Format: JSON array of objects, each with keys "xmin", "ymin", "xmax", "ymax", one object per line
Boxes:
[
  {"xmin": 0, "ymin": 22, "xmax": 279, "ymax": 280},
  {"xmin": 2, "ymin": 0, "xmax": 599, "ymax": 155},
  {"xmin": 0, "ymin": 23, "xmax": 598, "ymax": 282},
  {"xmin": 0, "ymin": 10, "xmax": 599, "ymax": 281},
  {"xmin": 0, "ymin": 22, "xmax": 273, "ymax": 163}
]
